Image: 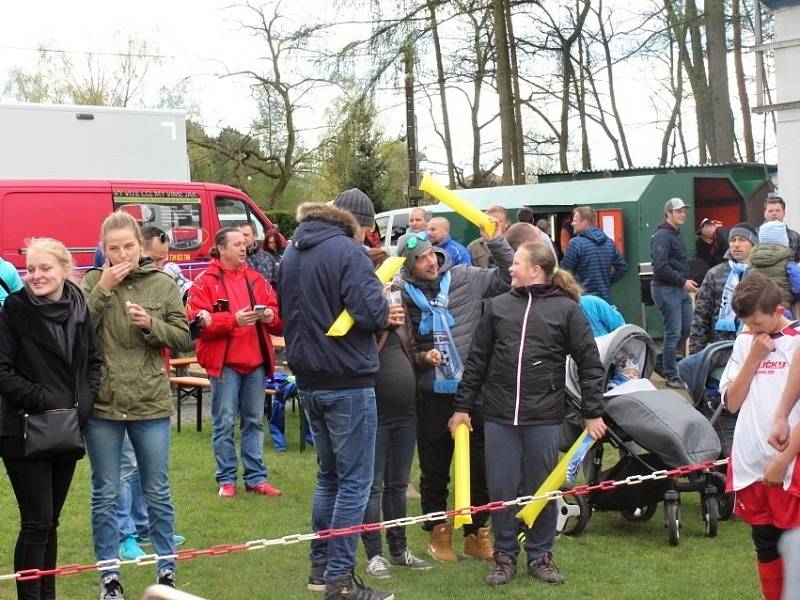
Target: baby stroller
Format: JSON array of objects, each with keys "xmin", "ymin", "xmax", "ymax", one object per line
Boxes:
[
  {"xmin": 558, "ymin": 325, "xmax": 724, "ymax": 546},
  {"xmin": 678, "ymin": 340, "xmax": 736, "ymax": 518}
]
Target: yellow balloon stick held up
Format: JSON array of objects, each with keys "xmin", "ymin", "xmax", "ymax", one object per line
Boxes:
[
  {"xmin": 419, "ymin": 173, "xmax": 497, "ymax": 237},
  {"xmin": 516, "ymin": 430, "xmax": 595, "ymax": 528},
  {"xmin": 453, "ymin": 423, "xmax": 473, "ymax": 529},
  {"xmin": 326, "ymin": 256, "xmax": 406, "ymax": 337}
]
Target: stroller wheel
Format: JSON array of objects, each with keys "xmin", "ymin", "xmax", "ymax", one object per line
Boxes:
[
  {"xmin": 718, "ymin": 492, "xmax": 734, "ymax": 521},
  {"xmin": 621, "ymin": 504, "xmax": 658, "ymax": 522},
  {"xmin": 555, "ymin": 489, "xmax": 590, "ymax": 537},
  {"xmin": 664, "ymin": 499, "xmax": 681, "ymax": 546},
  {"xmin": 703, "ymin": 495, "xmax": 719, "ymax": 538}
]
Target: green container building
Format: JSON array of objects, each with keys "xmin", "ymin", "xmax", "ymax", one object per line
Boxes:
[{"xmin": 427, "ymin": 164, "xmax": 776, "ymax": 338}]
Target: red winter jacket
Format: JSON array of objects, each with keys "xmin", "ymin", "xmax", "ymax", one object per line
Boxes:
[{"xmin": 186, "ymin": 260, "xmax": 283, "ymax": 378}]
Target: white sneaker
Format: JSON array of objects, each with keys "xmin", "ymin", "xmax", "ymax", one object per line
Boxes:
[{"xmin": 366, "ymin": 555, "xmax": 392, "ymax": 579}]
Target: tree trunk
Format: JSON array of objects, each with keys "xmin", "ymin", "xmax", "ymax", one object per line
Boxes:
[
  {"xmin": 731, "ymin": 0, "xmax": 755, "ymax": 162},
  {"xmin": 428, "ymin": 2, "xmax": 456, "ymax": 188},
  {"xmin": 597, "ymin": 0, "xmax": 632, "ymax": 167},
  {"xmin": 403, "ymin": 43, "xmax": 420, "ymax": 206},
  {"xmin": 505, "ymin": 0, "xmax": 526, "ymax": 183},
  {"xmin": 493, "ymin": 0, "xmax": 516, "ymax": 184},
  {"xmin": 706, "ymin": 0, "xmax": 735, "ymax": 162},
  {"xmin": 660, "ymin": 25, "xmax": 684, "ymax": 167},
  {"xmin": 575, "ymin": 31, "xmax": 591, "ymax": 170}
]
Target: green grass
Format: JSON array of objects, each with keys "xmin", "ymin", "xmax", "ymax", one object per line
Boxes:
[{"xmin": 0, "ymin": 408, "xmax": 761, "ymax": 599}]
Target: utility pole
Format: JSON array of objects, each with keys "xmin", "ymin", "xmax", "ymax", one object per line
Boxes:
[{"xmin": 404, "ymin": 41, "xmax": 422, "ymax": 207}]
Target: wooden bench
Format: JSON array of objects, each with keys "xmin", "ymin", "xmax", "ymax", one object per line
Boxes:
[{"xmin": 167, "ymin": 357, "xmax": 209, "ymax": 433}]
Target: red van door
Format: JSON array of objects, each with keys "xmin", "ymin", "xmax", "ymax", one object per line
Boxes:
[{"xmin": 0, "ymin": 184, "xmax": 112, "ymax": 268}]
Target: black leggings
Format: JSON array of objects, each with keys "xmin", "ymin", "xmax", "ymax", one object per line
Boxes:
[
  {"xmin": 3, "ymin": 457, "xmax": 77, "ymax": 600},
  {"xmin": 752, "ymin": 524, "xmax": 785, "ymax": 564}
]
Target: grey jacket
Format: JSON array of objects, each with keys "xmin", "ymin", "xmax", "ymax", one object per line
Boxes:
[{"xmin": 401, "ymin": 235, "xmax": 514, "ymax": 394}]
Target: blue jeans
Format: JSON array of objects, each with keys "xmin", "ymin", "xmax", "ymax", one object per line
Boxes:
[
  {"xmin": 651, "ymin": 283, "xmax": 693, "ymax": 379},
  {"xmin": 484, "ymin": 422, "xmax": 560, "ymax": 561},
  {"xmin": 84, "ymin": 418, "xmax": 175, "ymax": 578},
  {"xmin": 361, "ymin": 417, "xmax": 417, "ymax": 559},
  {"xmin": 118, "ymin": 434, "xmax": 149, "ymax": 540},
  {"xmin": 302, "ymin": 387, "xmax": 377, "ymax": 582},
  {"xmin": 209, "ymin": 366, "xmax": 268, "ymax": 487}
]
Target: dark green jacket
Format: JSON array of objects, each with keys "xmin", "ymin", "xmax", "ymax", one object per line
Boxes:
[
  {"xmin": 749, "ymin": 243, "xmax": 793, "ymax": 308},
  {"xmin": 81, "ymin": 265, "xmax": 190, "ymax": 420}
]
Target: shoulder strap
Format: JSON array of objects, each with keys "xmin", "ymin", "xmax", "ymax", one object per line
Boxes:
[
  {"xmin": 0, "ymin": 276, "xmax": 10, "ymax": 296},
  {"xmin": 245, "ymin": 277, "xmax": 273, "ymax": 373}
]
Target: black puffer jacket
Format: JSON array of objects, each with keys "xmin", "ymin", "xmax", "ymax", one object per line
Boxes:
[
  {"xmin": 453, "ymin": 284, "xmax": 604, "ymax": 425},
  {"xmin": 0, "ymin": 282, "xmax": 103, "ymax": 447}
]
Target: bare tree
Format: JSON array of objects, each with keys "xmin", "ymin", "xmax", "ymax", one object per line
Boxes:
[
  {"xmin": 731, "ymin": 0, "xmax": 755, "ymax": 162},
  {"xmin": 705, "ymin": 0, "xmax": 735, "ymax": 162},
  {"xmin": 428, "ymin": 1, "xmax": 457, "ymax": 187}
]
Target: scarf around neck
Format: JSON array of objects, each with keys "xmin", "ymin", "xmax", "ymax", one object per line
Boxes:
[
  {"xmin": 715, "ymin": 261, "xmax": 748, "ymax": 332},
  {"xmin": 404, "ymin": 271, "xmax": 463, "ymax": 393}
]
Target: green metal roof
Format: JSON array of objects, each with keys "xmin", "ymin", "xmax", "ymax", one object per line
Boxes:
[{"xmin": 429, "ymin": 175, "xmax": 656, "ymax": 211}]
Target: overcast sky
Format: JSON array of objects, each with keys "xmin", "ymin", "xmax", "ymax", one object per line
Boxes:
[{"xmin": 0, "ymin": 1, "xmax": 778, "ymax": 180}]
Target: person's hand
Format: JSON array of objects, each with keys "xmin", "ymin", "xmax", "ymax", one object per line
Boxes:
[
  {"xmin": 126, "ymin": 302, "xmax": 153, "ymax": 331},
  {"xmin": 448, "ymin": 411, "xmax": 472, "ymax": 438},
  {"xmin": 479, "ymin": 217, "xmax": 501, "ymax": 242},
  {"xmin": 387, "ymin": 304, "xmax": 405, "ymax": 327},
  {"xmin": 764, "ymin": 455, "xmax": 791, "ymax": 487},
  {"xmin": 768, "ymin": 415, "xmax": 791, "ymax": 452},
  {"xmin": 424, "ymin": 349, "xmax": 442, "ymax": 367},
  {"xmin": 584, "ymin": 417, "xmax": 607, "ymax": 440},
  {"xmin": 749, "ymin": 333, "xmax": 775, "ymax": 364},
  {"xmin": 259, "ymin": 308, "xmax": 275, "ymax": 324},
  {"xmin": 99, "ymin": 259, "xmax": 133, "ymax": 292},
  {"xmin": 196, "ymin": 310, "xmax": 212, "ymax": 328},
  {"xmin": 683, "ymin": 279, "xmax": 699, "ymax": 294},
  {"xmin": 235, "ymin": 308, "xmax": 259, "ymax": 327}
]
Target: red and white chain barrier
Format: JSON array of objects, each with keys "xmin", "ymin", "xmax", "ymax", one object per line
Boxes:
[{"xmin": 0, "ymin": 458, "xmax": 728, "ymax": 584}]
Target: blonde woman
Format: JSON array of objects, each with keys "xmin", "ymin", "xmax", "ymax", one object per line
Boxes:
[
  {"xmin": 0, "ymin": 238, "xmax": 102, "ymax": 600},
  {"xmin": 81, "ymin": 212, "xmax": 190, "ymax": 600}
]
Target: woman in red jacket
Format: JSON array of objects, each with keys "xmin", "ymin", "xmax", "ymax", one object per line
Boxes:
[{"xmin": 187, "ymin": 228, "xmax": 283, "ymax": 498}]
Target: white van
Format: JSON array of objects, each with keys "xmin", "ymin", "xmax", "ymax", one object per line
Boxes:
[{"xmin": 375, "ymin": 206, "xmax": 437, "ymax": 254}]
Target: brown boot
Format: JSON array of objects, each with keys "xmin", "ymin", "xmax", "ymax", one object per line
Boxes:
[
  {"xmin": 427, "ymin": 523, "xmax": 458, "ymax": 563},
  {"xmin": 463, "ymin": 527, "xmax": 494, "ymax": 561}
]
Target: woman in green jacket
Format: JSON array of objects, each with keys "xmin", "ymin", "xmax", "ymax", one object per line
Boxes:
[{"xmin": 81, "ymin": 211, "xmax": 190, "ymax": 600}]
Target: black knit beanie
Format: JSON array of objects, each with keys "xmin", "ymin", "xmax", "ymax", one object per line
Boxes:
[{"xmin": 333, "ymin": 189, "xmax": 375, "ymax": 227}]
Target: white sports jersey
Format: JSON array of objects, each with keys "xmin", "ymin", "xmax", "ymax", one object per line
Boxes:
[{"xmin": 720, "ymin": 324, "xmax": 800, "ymax": 492}]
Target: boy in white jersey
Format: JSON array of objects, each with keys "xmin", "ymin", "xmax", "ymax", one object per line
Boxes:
[{"xmin": 720, "ymin": 273, "xmax": 800, "ymax": 600}]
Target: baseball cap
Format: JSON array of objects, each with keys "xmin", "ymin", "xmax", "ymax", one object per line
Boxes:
[
  {"xmin": 696, "ymin": 217, "xmax": 722, "ymax": 234},
  {"xmin": 664, "ymin": 197, "xmax": 687, "ymax": 213}
]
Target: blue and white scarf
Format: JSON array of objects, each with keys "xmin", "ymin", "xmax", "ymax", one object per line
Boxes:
[
  {"xmin": 404, "ymin": 271, "xmax": 463, "ymax": 393},
  {"xmin": 715, "ymin": 261, "xmax": 748, "ymax": 332}
]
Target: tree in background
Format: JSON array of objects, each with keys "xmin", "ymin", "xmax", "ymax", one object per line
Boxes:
[{"xmin": 317, "ymin": 93, "xmax": 406, "ymax": 213}]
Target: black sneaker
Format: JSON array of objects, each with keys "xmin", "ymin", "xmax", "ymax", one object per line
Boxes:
[
  {"xmin": 99, "ymin": 575, "xmax": 124, "ymax": 600},
  {"xmin": 665, "ymin": 376, "xmax": 686, "ymax": 389},
  {"xmin": 308, "ymin": 563, "xmax": 326, "ymax": 592},
  {"xmin": 324, "ymin": 574, "xmax": 394, "ymax": 600},
  {"xmin": 486, "ymin": 553, "xmax": 517, "ymax": 587},
  {"xmin": 157, "ymin": 568, "xmax": 176, "ymax": 588},
  {"xmin": 528, "ymin": 553, "xmax": 565, "ymax": 584}
]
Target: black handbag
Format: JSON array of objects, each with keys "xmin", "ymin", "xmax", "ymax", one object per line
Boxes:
[{"xmin": 22, "ymin": 406, "xmax": 84, "ymax": 459}]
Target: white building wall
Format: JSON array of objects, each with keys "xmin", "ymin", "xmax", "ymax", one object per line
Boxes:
[{"xmin": 773, "ymin": 6, "xmax": 800, "ymax": 229}]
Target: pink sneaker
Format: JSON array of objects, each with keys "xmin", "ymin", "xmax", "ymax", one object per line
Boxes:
[
  {"xmin": 218, "ymin": 484, "xmax": 236, "ymax": 498},
  {"xmin": 245, "ymin": 482, "xmax": 282, "ymax": 497}
]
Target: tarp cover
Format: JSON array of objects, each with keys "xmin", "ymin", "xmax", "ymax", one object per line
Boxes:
[{"xmin": 605, "ymin": 390, "xmax": 721, "ymax": 467}]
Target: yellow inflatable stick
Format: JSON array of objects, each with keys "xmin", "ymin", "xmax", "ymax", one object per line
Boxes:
[
  {"xmin": 453, "ymin": 423, "xmax": 473, "ymax": 529},
  {"xmin": 516, "ymin": 430, "xmax": 595, "ymax": 528},
  {"xmin": 326, "ymin": 256, "xmax": 406, "ymax": 337},
  {"xmin": 419, "ymin": 173, "xmax": 496, "ymax": 237}
]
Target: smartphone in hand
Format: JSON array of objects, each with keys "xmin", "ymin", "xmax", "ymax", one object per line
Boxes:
[{"xmin": 253, "ymin": 304, "xmax": 268, "ymax": 313}]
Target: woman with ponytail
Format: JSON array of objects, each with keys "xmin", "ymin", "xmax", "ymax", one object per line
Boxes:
[{"xmin": 449, "ymin": 242, "xmax": 607, "ymax": 589}]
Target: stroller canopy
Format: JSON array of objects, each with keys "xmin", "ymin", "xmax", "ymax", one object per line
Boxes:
[{"xmin": 566, "ymin": 324, "xmax": 657, "ymax": 401}]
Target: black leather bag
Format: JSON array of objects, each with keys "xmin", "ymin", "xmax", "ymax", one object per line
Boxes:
[{"xmin": 23, "ymin": 407, "xmax": 84, "ymax": 459}]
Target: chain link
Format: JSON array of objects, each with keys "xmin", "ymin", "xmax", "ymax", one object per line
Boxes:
[{"xmin": 0, "ymin": 458, "xmax": 728, "ymax": 583}]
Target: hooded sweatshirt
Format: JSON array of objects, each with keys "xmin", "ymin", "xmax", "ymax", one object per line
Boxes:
[
  {"xmin": 277, "ymin": 203, "xmax": 389, "ymax": 389},
  {"xmin": 651, "ymin": 221, "xmax": 688, "ymax": 287},
  {"xmin": 560, "ymin": 226, "xmax": 628, "ymax": 300}
]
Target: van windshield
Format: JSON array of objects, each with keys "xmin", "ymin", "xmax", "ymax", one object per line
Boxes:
[{"xmin": 113, "ymin": 191, "xmax": 203, "ymax": 250}]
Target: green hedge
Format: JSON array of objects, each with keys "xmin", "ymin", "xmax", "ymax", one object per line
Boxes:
[{"xmin": 266, "ymin": 210, "xmax": 298, "ymax": 238}]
